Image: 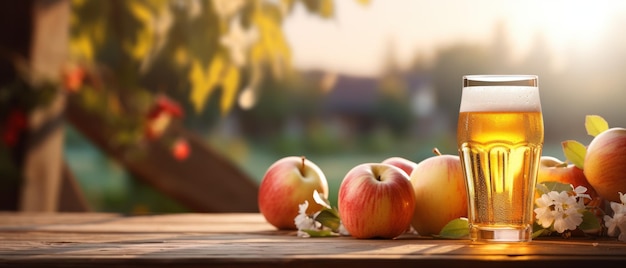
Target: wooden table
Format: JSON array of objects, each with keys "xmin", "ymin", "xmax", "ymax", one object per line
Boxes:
[{"xmin": 1, "ymin": 213, "xmax": 625, "ymax": 267}]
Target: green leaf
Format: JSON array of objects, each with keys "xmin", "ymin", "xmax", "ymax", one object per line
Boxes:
[
  {"xmin": 188, "ymin": 60, "xmax": 211, "ymax": 112},
  {"xmin": 189, "ymin": 55, "xmax": 227, "ymax": 113},
  {"xmin": 219, "ymin": 64, "xmax": 240, "ymax": 115},
  {"xmin": 579, "ymin": 210, "xmax": 601, "ymax": 233},
  {"xmin": 437, "ymin": 218, "xmax": 469, "ymax": 239},
  {"xmin": 301, "ymin": 229, "xmax": 337, "ymax": 237},
  {"xmin": 585, "ymin": 115, "xmax": 609, "ymax": 137},
  {"xmin": 124, "ymin": 0, "xmax": 157, "ymax": 61},
  {"xmin": 535, "ymin": 183, "xmax": 550, "ymax": 195},
  {"xmin": 561, "ymin": 140, "xmax": 587, "ymax": 169},
  {"xmin": 532, "ymin": 222, "xmax": 548, "ymax": 238},
  {"xmin": 539, "ymin": 181, "xmax": 574, "ymax": 194},
  {"xmin": 314, "ymin": 208, "xmax": 341, "ymax": 231}
]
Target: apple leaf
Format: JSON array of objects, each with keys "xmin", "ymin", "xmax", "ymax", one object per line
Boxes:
[
  {"xmin": 561, "ymin": 140, "xmax": 587, "ymax": 169},
  {"xmin": 579, "ymin": 210, "xmax": 601, "ymax": 233},
  {"xmin": 314, "ymin": 208, "xmax": 341, "ymax": 232},
  {"xmin": 301, "ymin": 229, "xmax": 337, "ymax": 237},
  {"xmin": 536, "ymin": 181, "xmax": 574, "ymax": 196},
  {"xmin": 535, "ymin": 183, "xmax": 550, "ymax": 195},
  {"xmin": 437, "ymin": 218, "xmax": 469, "ymax": 239},
  {"xmin": 585, "ymin": 115, "xmax": 609, "ymax": 137},
  {"xmin": 532, "ymin": 222, "xmax": 549, "ymax": 238}
]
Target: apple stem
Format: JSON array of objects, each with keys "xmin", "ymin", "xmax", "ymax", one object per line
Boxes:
[
  {"xmin": 299, "ymin": 156, "xmax": 306, "ymax": 174},
  {"xmin": 433, "ymin": 148, "xmax": 442, "ymax": 156}
]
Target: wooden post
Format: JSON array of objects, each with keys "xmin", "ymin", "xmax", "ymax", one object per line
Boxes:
[
  {"xmin": 0, "ymin": 0, "xmax": 69, "ymax": 212},
  {"xmin": 19, "ymin": 0, "xmax": 69, "ymax": 212}
]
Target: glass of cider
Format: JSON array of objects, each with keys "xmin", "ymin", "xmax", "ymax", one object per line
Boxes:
[{"xmin": 457, "ymin": 75, "xmax": 544, "ymax": 242}]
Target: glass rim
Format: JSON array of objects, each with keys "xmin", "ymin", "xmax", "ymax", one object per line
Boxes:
[{"xmin": 463, "ymin": 75, "xmax": 537, "ymax": 87}]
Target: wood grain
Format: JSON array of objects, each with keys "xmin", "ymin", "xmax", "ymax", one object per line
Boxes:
[{"xmin": 1, "ymin": 213, "xmax": 625, "ymax": 267}]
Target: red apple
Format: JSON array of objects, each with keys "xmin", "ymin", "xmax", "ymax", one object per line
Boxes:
[
  {"xmin": 537, "ymin": 156, "xmax": 600, "ymax": 205},
  {"xmin": 382, "ymin": 156, "xmax": 418, "ymax": 177},
  {"xmin": 338, "ymin": 163, "xmax": 415, "ymax": 239},
  {"xmin": 258, "ymin": 156, "xmax": 329, "ymax": 230},
  {"xmin": 410, "ymin": 149, "xmax": 467, "ymax": 236},
  {"xmin": 584, "ymin": 128, "xmax": 626, "ymax": 202},
  {"xmin": 171, "ymin": 138, "xmax": 190, "ymax": 161}
]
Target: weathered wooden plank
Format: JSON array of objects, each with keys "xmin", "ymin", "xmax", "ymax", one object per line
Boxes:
[
  {"xmin": 0, "ymin": 213, "xmax": 273, "ymax": 233},
  {"xmin": 1, "ymin": 237, "xmax": 625, "ymax": 268},
  {"xmin": 0, "ymin": 213, "xmax": 121, "ymax": 226},
  {"xmin": 0, "ymin": 213, "xmax": 625, "ymax": 268},
  {"xmin": 4, "ymin": 237, "xmax": 625, "ymax": 257},
  {"xmin": 2, "ymin": 233, "xmax": 624, "ymax": 257}
]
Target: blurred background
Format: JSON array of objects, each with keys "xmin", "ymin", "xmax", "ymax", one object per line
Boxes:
[{"xmin": 2, "ymin": 0, "xmax": 626, "ymax": 213}]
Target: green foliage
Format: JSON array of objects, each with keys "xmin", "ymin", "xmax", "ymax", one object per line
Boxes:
[
  {"xmin": 70, "ymin": 0, "xmax": 338, "ymax": 116},
  {"xmin": 561, "ymin": 140, "xmax": 587, "ymax": 169},
  {"xmin": 315, "ymin": 208, "xmax": 341, "ymax": 231},
  {"xmin": 0, "ymin": 73, "xmax": 58, "ymax": 119},
  {"xmin": 535, "ymin": 181, "xmax": 574, "ymax": 195},
  {"xmin": 585, "ymin": 115, "xmax": 609, "ymax": 137},
  {"xmin": 578, "ymin": 210, "xmax": 602, "ymax": 233},
  {"xmin": 437, "ymin": 218, "xmax": 469, "ymax": 239}
]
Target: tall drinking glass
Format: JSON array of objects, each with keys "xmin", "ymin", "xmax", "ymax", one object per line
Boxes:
[{"xmin": 457, "ymin": 75, "xmax": 544, "ymax": 242}]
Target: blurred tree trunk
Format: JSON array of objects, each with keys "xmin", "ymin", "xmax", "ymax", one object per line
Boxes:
[{"xmin": 0, "ymin": 0, "xmax": 79, "ymax": 212}]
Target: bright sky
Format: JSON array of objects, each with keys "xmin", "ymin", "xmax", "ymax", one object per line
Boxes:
[{"xmin": 283, "ymin": 0, "xmax": 626, "ymax": 76}]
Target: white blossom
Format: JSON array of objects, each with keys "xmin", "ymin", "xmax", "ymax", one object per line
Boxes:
[
  {"xmin": 573, "ymin": 186, "xmax": 591, "ymax": 205},
  {"xmin": 534, "ymin": 193, "xmax": 557, "ymax": 229},
  {"xmin": 338, "ymin": 222, "xmax": 350, "ymax": 236},
  {"xmin": 312, "ymin": 190, "xmax": 331, "ymax": 209},
  {"xmin": 604, "ymin": 192, "xmax": 626, "ymax": 242},
  {"xmin": 294, "ymin": 201, "xmax": 316, "ymax": 231},
  {"xmin": 296, "ymin": 230, "xmax": 311, "ymax": 238},
  {"xmin": 619, "ymin": 220, "xmax": 626, "ymax": 242},
  {"xmin": 293, "ymin": 193, "xmax": 344, "ymax": 238},
  {"xmin": 534, "ymin": 190, "xmax": 585, "ymax": 233}
]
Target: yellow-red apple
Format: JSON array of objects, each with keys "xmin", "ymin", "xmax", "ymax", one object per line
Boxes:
[
  {"xmin": 584, "ymin": 128, "xmax": 626, "ymax": 202},
  {"xmin": 537, "ymin": 156, "xmax": 600, "ymax": 205},
  {"xmin": 338, "ymin": 163, "xmax": 415, "ymax": 239},
  {"xmin": 410, "ymin": 150, "xmax": 467, "ymax": 236},
  {"xmin": 382, "ymin": 156, "xmax": 418, "ymax": 177},
  {"xmin": 258, "ymin": 156, "xmax": 329, "ymax": 230}
]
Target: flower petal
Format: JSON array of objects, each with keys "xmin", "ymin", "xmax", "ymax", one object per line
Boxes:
[
  {"xmin": 536, "ymin": 193, "xmax": 553, "ymax": 208},
  {"xmin": 605, "ymin": 215, "xmax": 619, "ymax": 236}
]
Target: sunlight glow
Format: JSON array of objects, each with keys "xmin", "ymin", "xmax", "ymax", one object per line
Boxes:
[
  {"xmin": 284, "ymin": 0, "xmax": 626, "ymax": 76},
  {"xmin": 536, "ymin": 0, "xmax": 612, "ymax": 50}
]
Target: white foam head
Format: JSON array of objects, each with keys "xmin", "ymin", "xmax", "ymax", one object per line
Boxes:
[{"xmin": 459, "ymin": 86, "xmax": 542, "ymax": 112}]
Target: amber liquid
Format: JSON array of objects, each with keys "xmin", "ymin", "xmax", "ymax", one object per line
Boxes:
[{"xmin": 457, "ymin": 111, "xmax": 544, "ymax": 242}]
